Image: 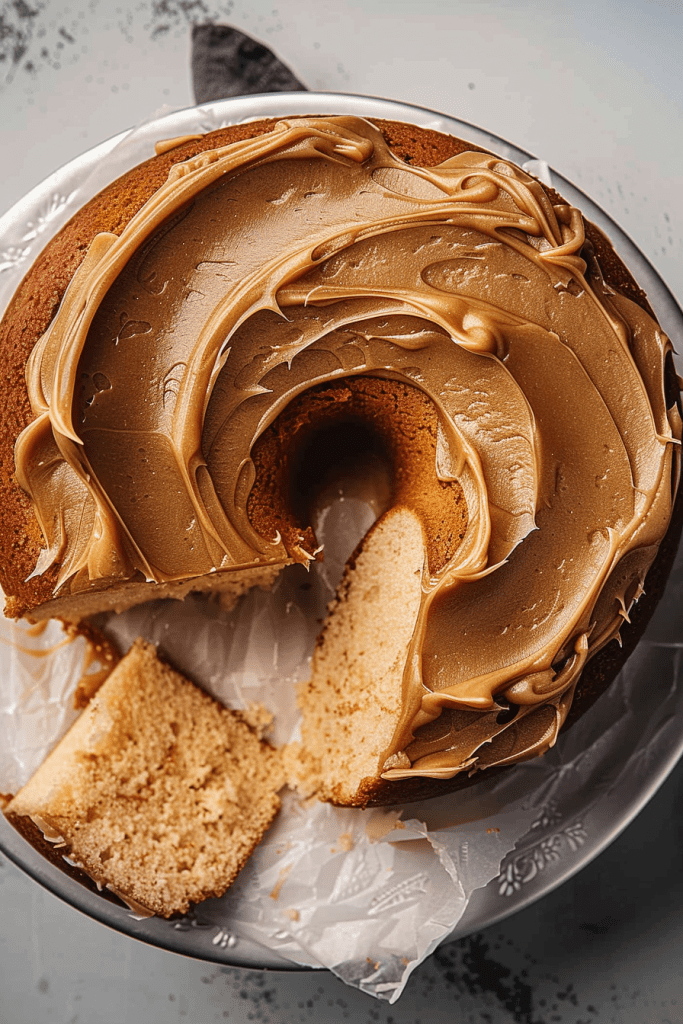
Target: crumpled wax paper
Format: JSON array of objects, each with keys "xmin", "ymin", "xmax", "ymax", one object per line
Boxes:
[
  {"xmin": 1, "ymin": 103, "xmax": 682, "ymax": 1002},
  {"xmin": 0, "ymin": 498, "xmax": 542, "ymax": 1002},
  {"xmin": 3, "ymin": 494, "xmax": 682, "ymax": 1000}
]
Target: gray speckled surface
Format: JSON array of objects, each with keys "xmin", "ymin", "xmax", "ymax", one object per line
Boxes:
[
  {"xmin": 1, "ymin": 1, "xmax": 682, "ymax": 1019},
  {"xmin": 1, "ymin": 0, "xmax": 681, "ymax": 300},
  {"xmin": 3, "ymin": 756, "xmax": 683, "ymax": 1022}
]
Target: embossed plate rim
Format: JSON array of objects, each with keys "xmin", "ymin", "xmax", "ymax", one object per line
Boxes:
[{"xmin": 0, "ymin": 91, "xmax": 682, "ymax": 970}]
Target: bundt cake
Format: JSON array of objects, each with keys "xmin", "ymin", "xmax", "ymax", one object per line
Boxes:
[{"xmin": 0, "ymin": 114, "xmax": 680, "ymax": 807}]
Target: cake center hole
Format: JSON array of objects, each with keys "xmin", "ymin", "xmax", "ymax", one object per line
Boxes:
[
  {"xmin": 247, "ymin": 375, "xmax": 469, "ymax": 578},
  {"xmin": 290, "ymin": 417, "xmax": 393, "ymax": 521},
  {"xmin": 293, "ymin": 417, "xmax": 393, "ymax": 593}
]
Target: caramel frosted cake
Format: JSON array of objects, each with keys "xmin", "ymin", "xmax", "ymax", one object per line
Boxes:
[{"xmin": 0, "ymin": 115, "xmax": 680, "ymax": 814}]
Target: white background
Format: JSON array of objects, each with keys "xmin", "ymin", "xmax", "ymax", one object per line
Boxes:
[{"xmin": 2, "ymin": 0, "xmax": 681, "ymax": 301}]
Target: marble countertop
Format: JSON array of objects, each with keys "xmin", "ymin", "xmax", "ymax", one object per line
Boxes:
[{"xmin": 1, "ymin": 2, "xmax": 682, "ymax": 1021}]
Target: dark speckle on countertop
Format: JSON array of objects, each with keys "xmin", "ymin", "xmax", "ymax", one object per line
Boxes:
[
  {"xmin": 147, "ymin": 0, "xmax": 235, "ymax": 40},
  {"xmin": 0, "ymin": 0, "xmax": 43, "ymax": 80},
  {"xmin": 0, "ymin": 0, "xmax": 251, "ymax": 83}
]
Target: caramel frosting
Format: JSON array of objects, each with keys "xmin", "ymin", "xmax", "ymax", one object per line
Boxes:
[{"xmin": 15, "ymin": 116, "xmax": 681, "ymax": 779}]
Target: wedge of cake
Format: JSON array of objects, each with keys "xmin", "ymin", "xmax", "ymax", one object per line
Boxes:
[{"xmin": 5, "ymin": 638, "xmax": 284, "ymax": 917}]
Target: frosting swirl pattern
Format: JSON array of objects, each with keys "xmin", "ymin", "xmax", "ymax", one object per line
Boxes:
[{"xmin": 15, "ymin": 116, "xmax": 681, "ymax": 779}]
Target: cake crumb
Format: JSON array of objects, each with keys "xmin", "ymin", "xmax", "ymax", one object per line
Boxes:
[
  {"xmin": 338, "ymin": 831, "xmax": 354, "ymax": 851},
  {"xmin": 269, "ymin": 864, "xmax": 292, "ymax": 900},
  {"xmin": 66, "ymin": 621, "xmax": 120, "ymax": 708},
  {"xmin": 241, "ymin": 701, "xmax": 274, "ymax": 739}
]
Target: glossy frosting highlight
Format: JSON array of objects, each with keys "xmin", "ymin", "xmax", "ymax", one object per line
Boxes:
[{"xmin": 15, "ymin": 116, "xmax": 680, "ymax": 779}]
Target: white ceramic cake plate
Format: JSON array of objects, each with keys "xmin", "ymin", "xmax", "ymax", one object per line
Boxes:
[{"xmin": 1, "ymin": 93, "xmax": 682, "ymax": 972}]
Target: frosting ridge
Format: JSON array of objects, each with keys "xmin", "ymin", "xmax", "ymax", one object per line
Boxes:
[{"xmin": 15, "ymin": 116, "xmax": 680, "ymax": 779}]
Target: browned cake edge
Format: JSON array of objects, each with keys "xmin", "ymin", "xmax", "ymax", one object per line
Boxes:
[{"xmin": 0, "ymin": 117, "xmax": 485, "ymax": 619}]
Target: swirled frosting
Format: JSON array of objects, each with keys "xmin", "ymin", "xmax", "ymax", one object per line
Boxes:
[{"xmin": 15, "ymin": 116, "xmax": 681, "ymax": 779}]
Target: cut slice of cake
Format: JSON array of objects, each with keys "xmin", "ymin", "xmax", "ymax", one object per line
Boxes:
[
  {"xmin": 5, "ymin": 638, "xmax": 284, "ymax": 917},
  {"xmin": 290, "ymin": 505, "xmax": 427, "ymax": 806}
]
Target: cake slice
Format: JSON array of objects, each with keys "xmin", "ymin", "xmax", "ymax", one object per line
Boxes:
[
  {"xmin": 5, "ymin": 638, "xmax": 283, "ymax": 917},
  {"xmin": 290, "ymin": 505, "xmax": 427, "ymax": 806}
]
